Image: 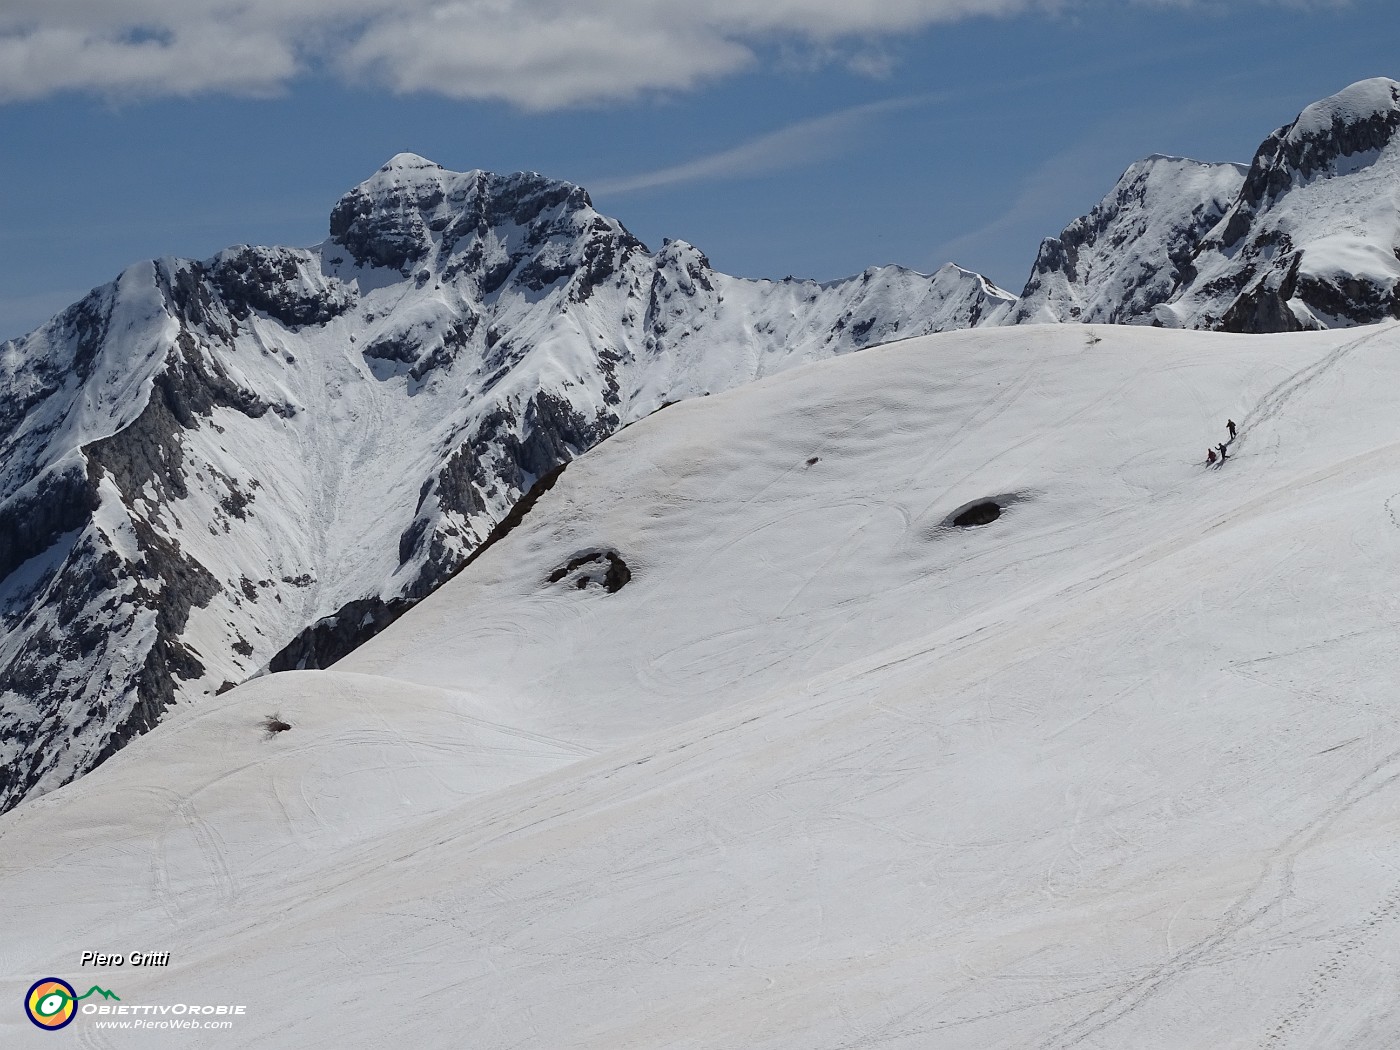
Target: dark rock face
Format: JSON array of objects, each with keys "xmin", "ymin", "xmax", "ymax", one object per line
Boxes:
[
  {"xmin": 0, "ymin": 471, "xmax": 221, "ymax": 810},
  {"xmin": 211, "ymin": 247, "xmax": 356, "ymax": 328},
  {"xmin": 363, "ymin": 314, "xmax": 480, "ymax": 381},
  {"xmin": 85, "ymin": 336, "xmax": 269, "ymax": 505},
  {"xmin": 266, "ymin": 596, "xmax": 415, "ymax": 673},
  {"xmin": 0, "ymin": 465, "xmax": 98, "ymax": 584},
  {"xmin": 1215, "ymin": 255, "xmax": 1308, "ymax": 334},
  {"xmin": 401, "ymin": 390, "xmax": 615, "ymax": 597},
  {"xmin": 329, "ymin": 158, "xmax": 447, "ymax": 273},
  {"xmin": 88, "ymin": 515, "xmax": 220, "ymax": 762},
  {"xmin": 1295, "ymin": 271, "xmax": 1400, "ymax": 326},
  {"xmin": 330, "ymin": 190, "xmax": 431, "ymax": 272}
]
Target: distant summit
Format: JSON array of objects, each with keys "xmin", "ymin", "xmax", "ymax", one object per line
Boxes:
[
  {"xmin": 1009, "ymin": 154, "xmax": 1248, "ymax": 326},
  {"xmin": 1163, "ymin": 76, "xmax": 1400, "ymax": 330},
  {"xmin": 1013, "ymin": 77, "xmax": 1400, "ymax": 332}
]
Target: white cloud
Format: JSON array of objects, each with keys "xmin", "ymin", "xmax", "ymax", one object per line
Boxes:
[
  {"xmin": 0, "ymin": 0, "xmax": 1325, "ymax": 108},
  {"xmin": 0, "ymin": 25, "xmax": 298, "ymax": 102},
  {"xmin": 338, "ymin": 4, "xmax": 759, "ymax": 110},
  {"xmin": 0, "ymin": 0, "xmax": 1048, "ymax": 106}
]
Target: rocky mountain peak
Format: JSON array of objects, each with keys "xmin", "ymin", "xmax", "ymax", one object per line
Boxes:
[
  {"xmin": 1009, "ymin": 154, "xmax": 1246, "ymax": 326},
  {"xmin": 1000, "ymin": 78, "xmax": 1400, "ymax": 334},
  {"xmin": 327, "ymin": 158, "xmax": 608, "ymax": 278},
  {"xmin": 1279, "ymin": 77, "xmax": 1400, "ymax": 164},
  {"xmin": 1159, "ymin": 78, "xmax": 1400, "ymax": 332}
]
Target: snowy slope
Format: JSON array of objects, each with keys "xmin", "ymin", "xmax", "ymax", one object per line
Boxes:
[
  {"xmin": 6, "ymin": 320, "xmax": 1400, "ymax": 1048},
  {"xmin": 0, "ymin": 155, "xmax": 1009, "ymax": 812}
]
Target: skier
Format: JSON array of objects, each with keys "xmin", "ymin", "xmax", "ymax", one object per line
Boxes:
[
  {"xmin": 1206, "ymin": 448, "xmax": 1217, "ymax": 465},
  {"xmin": 1227, "ymin": 419, "xmax": 1237, "ymax": 440},
  {"xmin": 1217, "ymin": 442, "xmax": 1229, "ymax": 462}
]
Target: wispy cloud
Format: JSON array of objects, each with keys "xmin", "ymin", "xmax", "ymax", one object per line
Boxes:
[
  {"xmin": 590, "ymin": 95, "xmax": 941, "ymax": 195},
  {"xmin": 927, "ymin": 83, "xmax": 1247, "ymax": 277},
  {"xmin": 930, "ymin": 144, "xmax": 1125, "ymax": 269}
]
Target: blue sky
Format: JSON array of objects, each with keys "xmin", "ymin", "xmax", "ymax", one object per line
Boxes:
[{"xmin": 0, "ymin": 0, "xmax": 1396, "ymax": 340}]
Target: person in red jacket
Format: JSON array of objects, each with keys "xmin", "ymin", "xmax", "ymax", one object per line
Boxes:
[{"xmin": 1207, "ymin": 448, "xmax": 1217, "ymax": 466}]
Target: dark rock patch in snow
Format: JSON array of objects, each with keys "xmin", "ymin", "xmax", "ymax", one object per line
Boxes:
[
  {"xmin": 548, "ymin": 549, "xmax": 631, "ymax": 593},
  {"xmin": 941, "ymin": 493, "xmax": 1034, "ymax": 531},
  {"xmin": 953, "ymin": 501, "xmax": 1002, "ymax": 527}
]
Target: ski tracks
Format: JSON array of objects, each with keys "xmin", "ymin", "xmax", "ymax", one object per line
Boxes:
[
  {"xmin": 1260, "ymin": 878, "xmax": 1400, "ymax": 1049},
  {"xmin": 150, "ymin": 789, "xmax": 240, "ymax": 924},
  {"xmin": 1235, "ymin": 324, "xmax": 1396, "ymax": 453},
  {"xmin": 1039, "ymin": 743, "xmax": 1400, "ymax": 1050},
  {"xmin": 1384, "ymin": 491, "xmax": 1400, "ymax": 531}
]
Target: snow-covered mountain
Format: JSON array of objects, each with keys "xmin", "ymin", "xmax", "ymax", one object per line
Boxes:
[
  {"xmin": 1164, "ymin": 77, "xmax": 1400, "ymax": 331},
  {"xmin": 0, "ymin": 154, "xmax": 1012, "ymax": 812},
  {"xmin": 1009, "ymin": 155, "xmax": 1248, "ymax": 325},
  {"xmin": 7, "ymin": 319, "xmax": 1400, "ymax": 1048},
  {"xmin": 1014, "ymin": 77, "xmax": 1400, "ymax": 331}
]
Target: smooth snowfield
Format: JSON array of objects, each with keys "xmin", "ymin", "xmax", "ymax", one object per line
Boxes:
[{"xmin": 6, "ymin": 322, "xmax": 1400, "ymax": 1048}]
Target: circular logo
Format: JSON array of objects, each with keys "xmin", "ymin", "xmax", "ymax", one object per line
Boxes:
[{"xmin": 25, "ymin": 978, "xmax": 77, "ymax": 1031}]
